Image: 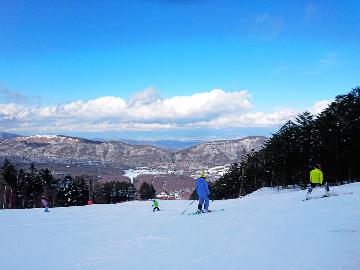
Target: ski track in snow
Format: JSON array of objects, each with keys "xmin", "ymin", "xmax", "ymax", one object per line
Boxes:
[{"xmin": 1, "ymin": 183, "xmax": 360, "ymax": 270}]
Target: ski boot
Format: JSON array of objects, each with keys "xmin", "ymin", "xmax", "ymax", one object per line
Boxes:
[{"xmin": 197, "ymin": 204, "xmax": 204, "ymax": 214}]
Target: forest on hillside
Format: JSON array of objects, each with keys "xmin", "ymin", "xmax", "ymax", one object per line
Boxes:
[{"xmin": 210, "ymin": 87, "xmax": 360, "ymax": 199}]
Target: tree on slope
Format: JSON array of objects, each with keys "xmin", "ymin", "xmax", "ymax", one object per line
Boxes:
[
  {"xmin": 92, "ymin": 181, "xmax": 136, "ymax": 203},
  {"xmin": 1, "ymin": 159, "xmax": 17, "ymax": 189},
  {"xmin": 0, "ymin": 159, "xmax": 18, "ymax": 208},
  {"xmin": 211, "ymin": 163, "xmax": 244, "ymax": 199},
  {"xmin": 57, "ymin": 175, "xmax": 89, "ymax": 207},
  {"xmin": 139, "ymin": 182, "xmax": 156, "ymax": 200},
  {"xmin": 21, "ymin": 163, "xmax": 44, "ymax": 208}
]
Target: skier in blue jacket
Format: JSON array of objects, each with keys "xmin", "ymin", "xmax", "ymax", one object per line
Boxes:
[{"xmin": 196, "ymin": 171, "xmax": 211, "ymax": 213}]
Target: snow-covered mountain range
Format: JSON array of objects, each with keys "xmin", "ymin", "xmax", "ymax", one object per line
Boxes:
[{"xmin": 0, "ymin": 133, "xmax": 266, "ymax": 169}]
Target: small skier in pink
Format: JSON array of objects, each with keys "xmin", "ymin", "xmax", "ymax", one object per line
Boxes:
[{"xmin": 41, "ymin": 196, "xmax": 50, "ymax": 212}]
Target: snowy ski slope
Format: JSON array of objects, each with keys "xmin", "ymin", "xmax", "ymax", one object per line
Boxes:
[{"xmin": 1, "ymin": 183, "xmax": 359, "ymax": 270}]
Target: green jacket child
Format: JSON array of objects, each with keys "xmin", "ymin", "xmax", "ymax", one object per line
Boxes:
[{"xmin": 152, "ymin": 200, "xmax": 160, "ymax": 212}]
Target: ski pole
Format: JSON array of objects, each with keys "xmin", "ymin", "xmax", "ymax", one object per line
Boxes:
[{"xmin": 180, "ymin": 199, "xmax": 196, "ymax": 215}]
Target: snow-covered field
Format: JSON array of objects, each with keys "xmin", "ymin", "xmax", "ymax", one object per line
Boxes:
[
  {"xmin": 123, "ymin": 168, "xmax": 174, "ymax": 182},
  {"xmin": 1, "ymin": 183, "xmax": 360, "ymax": 270}
]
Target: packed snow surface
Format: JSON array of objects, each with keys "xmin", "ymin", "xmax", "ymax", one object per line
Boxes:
[{"xmin": 1, "ymin": 183, "xmax": 360, "ymax": 270}]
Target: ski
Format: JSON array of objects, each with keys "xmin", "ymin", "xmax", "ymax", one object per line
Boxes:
[
  {"xmin": 321, "ymin": 192, "xmax": 353, "ymax": 198},
  {"xmin": 187, "ymin": 209, "xmax": 225, "ymax": 215},
  {"xmin": 303, "ymin": 192, "xmax": 353, "ymax": 201}
]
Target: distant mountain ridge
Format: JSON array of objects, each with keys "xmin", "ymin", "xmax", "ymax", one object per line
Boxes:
[
  {"xmin": 120, "ymin": 139, "xmax": 202, "ymax": 150},
  {"xmin": 0, "ymin": 133, "xmax": 267, "ymax": 178},
  {"xmin": 0, "ymin": 132, "xmax": 20, "ymax": 140}
]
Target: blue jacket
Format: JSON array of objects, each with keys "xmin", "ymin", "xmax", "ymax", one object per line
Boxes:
[{"xmin": 196, "ymin": 177, "xmax": 210, "ymax": 198}]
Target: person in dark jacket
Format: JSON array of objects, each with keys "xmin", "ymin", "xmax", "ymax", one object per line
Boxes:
[{"xmin": 195, "ymin": 171, "xmax": 211, "ymax": 213}]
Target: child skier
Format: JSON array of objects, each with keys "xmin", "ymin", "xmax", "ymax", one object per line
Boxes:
[
  {"xmin": 152, "ymin": 199, "xmax": 160, "ymax": 212},
  {"xmin": 41, "ymin": 196, "xmax": 50, "ymax": 212}
]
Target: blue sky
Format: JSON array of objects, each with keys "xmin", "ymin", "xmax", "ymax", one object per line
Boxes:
[{"xmin": 0, "ymin": 0, "xmax": 359, "ymax": 140}]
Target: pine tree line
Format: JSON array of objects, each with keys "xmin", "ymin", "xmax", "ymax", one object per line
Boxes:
[
  {"xmin": 210, "ymin": 87, "xmax": 360, "ymax": 199},
  {"xmin": 0, "ymin": 160, "xmax": 145, "ymax": 209},
  {"xmin": 93, "ymin": 181, "xmax": 137, "ymax": 204}
]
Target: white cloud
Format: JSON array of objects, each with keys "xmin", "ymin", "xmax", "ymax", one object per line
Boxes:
[
  {"xmin": 160, "ymin": 89, "xmax": 251, "ymax": 119},
  {"xmin": 57, "ymin": 88, "xmax": 251, "ymax": 122},
  {"xmin": 186, "ymin": 108, "xmax": 298, "ymax": 129},
  {"xmin": 0, "ymin": 103, "xmax": 30, "ymax": 120},
  {"xmin": 0, "ymin": 88, "xmax": 333, "ymax": 133},
  {"xmin": 308, "ymin": 99, "xmax": 332, "ymax": 114},
  {"xmin": 129, "ymin": 87, "xmax": 159, "ymax": 106}
]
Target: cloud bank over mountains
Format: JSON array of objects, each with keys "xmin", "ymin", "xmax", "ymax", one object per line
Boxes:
[{"xmin": 0, "ymin": 88, "xmax": 330, "ymax": 133}]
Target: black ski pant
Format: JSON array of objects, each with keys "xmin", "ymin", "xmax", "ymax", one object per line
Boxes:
[{"xmin": 307, "ymin": 182, "xmax": 330, "ymax": 194}]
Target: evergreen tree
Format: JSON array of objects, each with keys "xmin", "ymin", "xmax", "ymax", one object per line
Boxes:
[
  {"xmin": 39, "ymin": 169, "xmax": 53, "ymax": 189},
  {"xmin": 0, "ymin": 159, "xmax": 18, "ymax": 208},
  {"xmin": 0, "ymin": 159, "xmax": 18, "ymax": 189},
  {"xmin": 92, "ymin": 181, "xmax": 136, "ymax": 204},
  {"xmin": 22, "ymin": 163, "xmax": 44, "ymax": 208},
  {"xmin": 57, "ymin": 175, "xmax": 89, "ymax": 207},
  {"xmin": 150, "ymin": 184, "xmax": 156, "ymax": 198},
  {"xmin": 211, "ymin": 163, "xmax": 244, "ymax": 199},
  {"xmin": 92, "ymin": 182, "xmax": 105, "ymax": 203},
  {"xmin": 16, "ymin": 169, "xmax": 26, "ymax": 208},
  {"xmin": 139, "ymin": 182, "xmax": 156, "ymax": 200}
]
